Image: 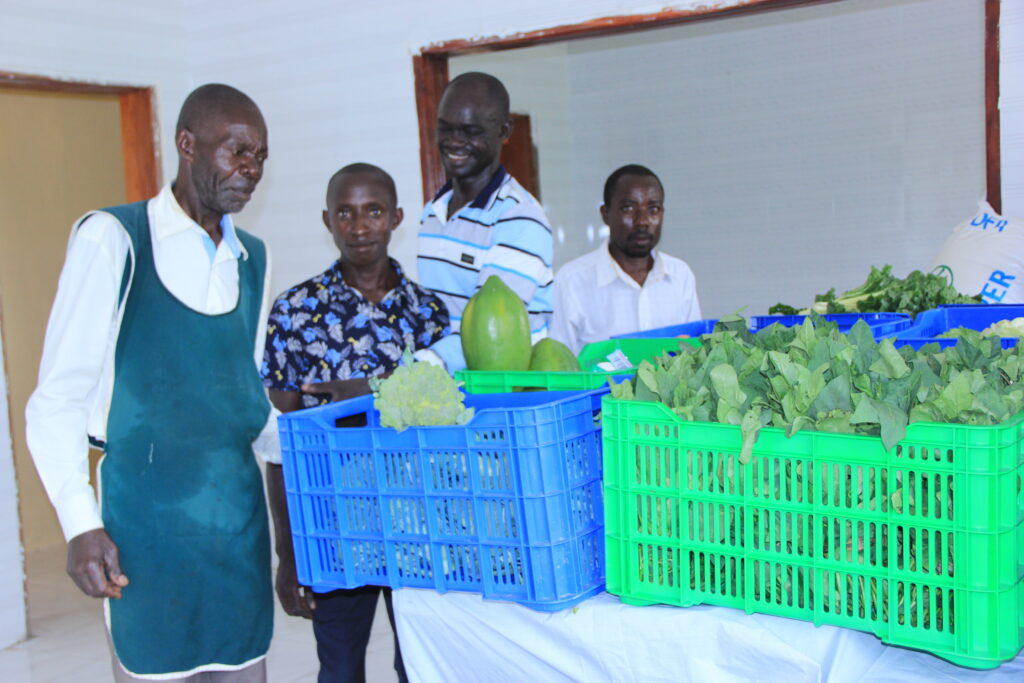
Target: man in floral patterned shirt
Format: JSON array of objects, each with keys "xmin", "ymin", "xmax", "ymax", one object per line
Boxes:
[{"xmin": 262, "ymin": 163, "xmax": 448, "ymax": 682}]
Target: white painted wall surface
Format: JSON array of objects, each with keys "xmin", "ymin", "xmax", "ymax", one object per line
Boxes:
[
  {"xmin": 0, "ymin": 0, "xmax": 191, "ymax": 181},
  {"xmin": 1003, "ymin": 0, "xmax": 1024, "ymax": 217},
  {"xmin": 0, "ymin": 327, "xmax": 26, "ymax": 649},
  {"xmin": 561, "ymin": 0, "xmax": 984, "ymax": 316},
  {"xmin": 180, "ymin": 0, "xmax": 751, "ymax": 299}
]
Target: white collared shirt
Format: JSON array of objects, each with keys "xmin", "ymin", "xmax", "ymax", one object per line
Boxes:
[
  {"xmin": 549, "ymin": 241, "xmax": 702, "ymax": 354},
  {"xmin": 25, "ymin": 185, "xmax": 276, "ymax": 541}
]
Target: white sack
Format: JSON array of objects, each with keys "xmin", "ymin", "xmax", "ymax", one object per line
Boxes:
[{"xmin": 932, "ymin": 202, "xmax": 1024, "ymax": 303}]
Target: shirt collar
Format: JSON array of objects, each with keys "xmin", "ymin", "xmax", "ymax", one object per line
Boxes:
[
  {"xmin": 430, "ymin": 165, "xmax": 508, "ymax": 220},
  {"xmin": 470, "ymin": 165, "xmax": 507, "ymax": 209},
  {"xmin": 596, "ymin": 240, "xmax": 668, "ymax": 287},
  {"xmin": 329, "ymin": 258, "xmax": 409, "ymax": 301},
  {"xmin": 152, "ymin": 184, "xmax": 248, "ymax": 260}
]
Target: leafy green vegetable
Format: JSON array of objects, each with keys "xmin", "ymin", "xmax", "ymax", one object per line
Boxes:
[
  {"xmin": 940, "ymin": 317, "xmax": 1024, "ymax": 339},
  {"xmin": 766, "ymin": 302, "xmax": 800, "ymax": 315},
  {"xmin": 619, "ymin": 317, "xmax": 1023, "ymax": 629},
  {"xmin": 609, "ymin": 315, "xmax": 1024, "ymax": 462},
  {"xmin": 770, "ymin": 265, "xmax": 980, "ymax": 317},
  {"xmin": 369, "ymin": 349, "xmax": 475, "ymax": 431}
]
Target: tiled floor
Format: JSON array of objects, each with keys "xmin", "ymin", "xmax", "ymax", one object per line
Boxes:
[{"xmin": 0, "ymin": 544, "xmax": 399, "ymax": 682}]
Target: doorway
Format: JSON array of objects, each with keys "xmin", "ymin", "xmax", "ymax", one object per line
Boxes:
[
  {"xmin": 0, "ymin": 78, "xmax": 159, "ymax": 556},
  {"xmin": 502, "ymin": 113, "xmax": 540, "ymax": 200}
]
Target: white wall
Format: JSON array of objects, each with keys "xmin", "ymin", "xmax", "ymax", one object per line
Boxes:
[
  {"xmin": 180, "ymin": 0, "xmax": 751, "ymax": 300},
  {"xmin": 0, "ymin": 0, "xmax": 192, "ymax": 183},
  {"xmin": 10, "ymin": 0, "xmax": 1009, "ymax": 296},
  {"xmin": 562, "ymin": 0, "xmax": 984, "ymax": 316},
  {"xmin": 1004, "ymin": 0, "xmax": 1024, "ymax": 217},
  {"xmin": 0, "ymin": 327, "xmax": 26, "ymax": 649}
]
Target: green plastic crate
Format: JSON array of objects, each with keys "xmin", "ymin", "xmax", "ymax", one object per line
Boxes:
[
  {"xmin": 456, "ymin": 337, "xmax": 699, "ymax": 394},
  {"xmin": 602, "ymin": 396, "xmax": 1024, "ymax": 669}
]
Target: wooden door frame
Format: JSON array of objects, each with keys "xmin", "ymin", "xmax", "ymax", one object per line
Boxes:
[
  {"xmin": 413, "ymin": 0, "xmax": 1002, "ymax": 212},
  {"xmin": 0, "ymin": 72, "xmax": 161, "ymax": 558},
  {"xmin": 0, "ymin": 71, "xmax": 161, "ymax": 202}
]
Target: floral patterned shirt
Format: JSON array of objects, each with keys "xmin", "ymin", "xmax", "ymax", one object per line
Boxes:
[{"xmin": 262, "ymin": 258, "xmax": 450, "ymax": 408}]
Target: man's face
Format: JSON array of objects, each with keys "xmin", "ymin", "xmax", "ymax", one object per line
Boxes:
[
  {"xmin": 187, "ymin": 107, "xmax": 268, "ymax": 215},
  {"xmin": 602, "ymin": 175, "xmax": 664, "ymax": 259},
  {"xmin": 322, "ymin": 173, "xmax": 403, "ymax": 269},
  {"xmin": 436, "ymin": 87, "xmax": 509, "ymax": 183}
]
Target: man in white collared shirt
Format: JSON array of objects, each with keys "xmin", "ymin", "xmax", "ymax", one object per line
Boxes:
[{"xmin": 550, "ymin": 164, "xmax": 702, "ymax": 354}]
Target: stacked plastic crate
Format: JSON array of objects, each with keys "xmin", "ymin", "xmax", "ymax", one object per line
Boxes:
[{"xmin": 601, "ymin": 306, "xmax": 1024, "ymax": 668}]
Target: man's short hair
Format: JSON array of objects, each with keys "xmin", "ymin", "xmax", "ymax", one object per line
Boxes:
[
  {"xmin": 175, "ymin": 83, "xmax": 261, "ymax": 134},
  {"xmin": 603, "ymin": 164, "xmax": 664, "ymax": 206},
  {"xmin": 326, "ymin": 163, "xmax": 398, "ymax": 208},
  {"xmin": 443, "ymin": 72, "xmax": 510, "ymax": 122}
]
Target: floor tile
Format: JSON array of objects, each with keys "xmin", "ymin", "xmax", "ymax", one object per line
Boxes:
[{"xmin": 2, "ymin": 544, "xmax": 402, "ymax": 682}]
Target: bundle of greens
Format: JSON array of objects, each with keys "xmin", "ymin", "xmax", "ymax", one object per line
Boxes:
[
  {"xmin": 769, "ymin": 265, "xmax": 979, "ymax": 317},
  {"xmin": 609, "ymin": 315, "xmax": 1024, "ymax": 463}
]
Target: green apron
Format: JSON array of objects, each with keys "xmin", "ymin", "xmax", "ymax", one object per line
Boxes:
[{"xmin": 97, "ymin": 201, "xmax": 272, "ymax": 676}]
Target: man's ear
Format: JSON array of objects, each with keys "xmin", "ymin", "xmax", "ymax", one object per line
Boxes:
[
  {"xmin": 176, "ymin": 128, "xmax": 195, "ymax": 161},
  {"xmin": 600, "ymin": 204, "xmax": 610, "ymax": 224},
  {"xmin": 391, "ymin": 207, "xmax": 404, "ymax": 231},
  {"xmin": 322, "ymin": 209, "xmax": 331, "ymax": 231},
  {"xmin": 499, "ymin": 117, "xmax": 513, "ymax": 143}
]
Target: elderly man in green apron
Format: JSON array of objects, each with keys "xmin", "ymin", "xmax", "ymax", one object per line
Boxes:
[{"xmin": 26, "ymin": 84, "xmax": 276, "ymax": 681}]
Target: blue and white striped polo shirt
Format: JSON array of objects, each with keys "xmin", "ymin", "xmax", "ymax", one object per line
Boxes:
[{"xmin": 418, "ymin": 166, "xmax": 554, "ymax": 373}]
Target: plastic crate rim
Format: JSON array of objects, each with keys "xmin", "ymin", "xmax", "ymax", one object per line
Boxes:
[
  {"xmin": 284, "ymin": 387, "xmax": 609, "ymax": 432},
  {"xmin": 600, "ymin": 394, "xmax": 1024, "ymax": 452}
]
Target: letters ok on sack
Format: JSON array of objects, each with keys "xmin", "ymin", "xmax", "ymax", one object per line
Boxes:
[{"xmin": 932, "ymin": 202, "xmax": 1024, "ymax": 304}]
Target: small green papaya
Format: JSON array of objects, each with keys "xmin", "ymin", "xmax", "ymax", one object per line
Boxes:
[
  {"xmin": 529, "ymin": 338, "xmax": 581, "ymax": 372},
  {"xmin": 461, "ymin": 275, "xmax": 532, "ymax": 371}
]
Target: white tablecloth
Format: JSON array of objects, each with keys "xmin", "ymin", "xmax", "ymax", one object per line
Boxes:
[{"xmin": 393, "ymin": 590, "xmax": 1024, "ymax": 682}]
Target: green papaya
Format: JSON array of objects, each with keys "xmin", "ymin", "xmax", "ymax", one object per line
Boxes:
[
  {"xmin": 461, "ymin": 275, "xmax": 532, "ymax": 371},
  {"xmin": 529, "ymin": 338, "xmax": 581, "ymax": 372}
]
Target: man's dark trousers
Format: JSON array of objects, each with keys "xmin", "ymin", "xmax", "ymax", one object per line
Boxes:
[{"xmin": 312, "ymin": 586, "xmax": 408, "ymax": 683}]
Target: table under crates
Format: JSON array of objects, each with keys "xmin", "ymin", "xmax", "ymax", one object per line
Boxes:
[
  {"xmin": 277, "ymin": 308, "xmax": 1024, "ymax": 678},
  {"xmin": 391, "ymin": 589, "xmax": 1024, "ymax": 683}
]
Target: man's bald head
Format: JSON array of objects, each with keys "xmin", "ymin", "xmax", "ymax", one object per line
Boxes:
[
  {"xmin": 436, "ymin": 73, "xmax": 512, "ymax": 188},
  {"xmin": 441, "ymin": 72, "xmax": 510, "ymax": 123},
  {"xmin": 326, "ymin": 163, "xmax": 398, "ymax": 209},
  {"xmin": 176, "ymin": 83, "xmax": 264, "ymax": 135},
  {"xmin": 172, "ymin": 83, "xmax": 267, "ymax": 220}
]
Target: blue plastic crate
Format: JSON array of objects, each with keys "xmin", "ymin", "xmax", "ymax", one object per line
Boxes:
[
  {"xmin": 751, "ymin": 312, "xmax": 911, "ymax": 338},
  {"xmin": 614, "ymin": 313, "xmax": 911, "ymax": 341},
  {"xmin": 612, "ymin": 318, "xmax": 721, "ymax": 339},
  {"xmin": 892, "ymin": 337, "xmax": 1019, "ymax": 351},
  {"xmin": 278, "ymin": 388, "xmax": 607, "ymax": 611},
  {"xmin": 896, "ymin": 305, "xmax": 1024, "ymax": 344},
  {"xmin": 895, "ymin": 305, "xmax": 1024, "ymax": 350}
]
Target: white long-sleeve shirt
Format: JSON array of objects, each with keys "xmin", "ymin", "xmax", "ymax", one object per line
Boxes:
[
  {"xmin": 25, "ymin": 185, "xmax": 278, "ymax": 542},
  {"xmin": 549, "ymin": 241, "xmax": 702, "ymax": 355}
]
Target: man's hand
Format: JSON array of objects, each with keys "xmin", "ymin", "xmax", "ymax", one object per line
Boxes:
[
  {"xmin": 265, "ymin": 462, "xmax": 315, "ymax": 619},
  {"xmin": 67, "ymin": 528, "xmax": 129, "ymax": 599},
  {"xmin": 300, "ymin": 377, "xmax": 374, "ymax": 403},
  {"xmin": 275, "ymin": 552, "xmax": 316, "ymax": 619}
]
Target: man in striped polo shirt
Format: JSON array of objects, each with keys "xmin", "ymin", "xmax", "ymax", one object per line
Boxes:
[{"xmin": 415, "ymin": 72, "xmax": 554, "ymax": 373}]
